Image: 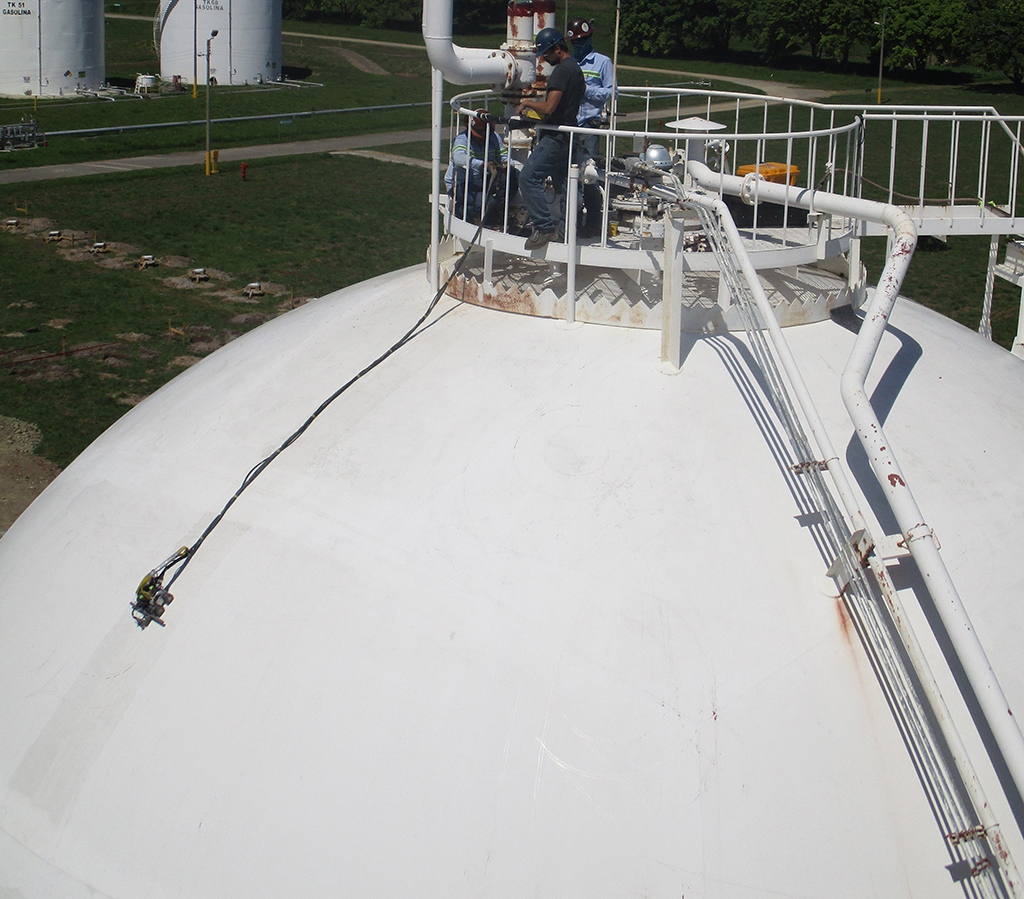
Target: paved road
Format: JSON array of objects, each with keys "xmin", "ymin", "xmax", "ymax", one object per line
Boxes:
[{"xmin": 0, "ymin": 129, "xmax": 443, "ymax": 184}]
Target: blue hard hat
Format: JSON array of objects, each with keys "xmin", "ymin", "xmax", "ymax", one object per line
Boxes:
[{"xmin": 534, "ymin": 27, "xmax": 564, "ymax": 56}]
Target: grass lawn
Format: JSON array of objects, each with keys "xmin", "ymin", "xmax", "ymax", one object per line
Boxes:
[{"xmin": 1, "ymin": 154, "xmax": 431, "ymax": 466}]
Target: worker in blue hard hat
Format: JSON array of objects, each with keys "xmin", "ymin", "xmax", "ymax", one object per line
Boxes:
[
  {"xmin": 516, "ymin": 26, "xmax": 585, "ymax": 250},
  {"xmin": 566, "ymin": 17, "xmax": 615, "ymax": 237}
]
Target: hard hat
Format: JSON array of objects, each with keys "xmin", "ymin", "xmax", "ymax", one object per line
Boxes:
[
  {"xmin": 565, "ymin": 18, "xmax": 594, "ymax": 41},
  {"xmin": 470, "ymin": 111, "xmax": 487, "ymax": 137},
  {"xmin": 643, "ymin": 143, "xmax": 673, "ymax": 170},
  {"xmin": 534, "ymin": 27, "xmax": 564, "ymax": 56}
]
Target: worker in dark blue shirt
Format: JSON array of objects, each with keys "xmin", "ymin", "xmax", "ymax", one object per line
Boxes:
[{"xmin": 516, "ymin": 27, "xmax": 585, "ymax": 250}]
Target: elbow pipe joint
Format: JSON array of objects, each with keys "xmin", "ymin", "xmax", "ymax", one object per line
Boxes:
[
  {"xmin": 422, "ymin": 0, "xmax": 518, "ymax": 88},
  {"xmin": 422, "ymin": 35, "xmax": 517, "ymax": 87}
]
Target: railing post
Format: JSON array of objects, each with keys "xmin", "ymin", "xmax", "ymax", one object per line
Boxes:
[
  {"xmin": 1014, "ymin": 284, "xmax": 1024, "ymax": 359},
  {"xmin": 429, "ymin": 66, "xmax": 443, "ymax": 293},
  {"xmin": 660, "ymin": 207, "xmax": 685, "ymax": 370},
  {"xmin": 564, "ymin": 163, "xmax": 579, "ymax": 323},
  {"xmin": 980, "ymin": 234, "xmax": 999, "ymax": 340}
]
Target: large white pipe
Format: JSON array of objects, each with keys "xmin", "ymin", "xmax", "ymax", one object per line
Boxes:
[
  {"xmin": 422, "ymin": 0, "xmax": 516, "ymax": 87},
  {"xmin": 839, "ymin": 218, "xmax": 1024, "ymax": 815},
  {"xmin": 689, "ymin": 157, "xmax": 1024, "ymax": 815},
  {"xmin": 681, "ymin": 174, "xmax": 1024, "ymax": 885}
]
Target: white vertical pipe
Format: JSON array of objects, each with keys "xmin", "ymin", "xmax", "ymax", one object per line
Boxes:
[
  {"xmin": 888, "ymin": 117, "xmax": 897, "ymax": 204},
  {"xmin": 610, "ymin": 0, "xmax": 620, "ymax": 138},
  {"xmin": 660, "ymin": 208, "xmax": 684, "ymax": 369},
  {"xmin": 36, "ymin": 0, "xmax": 42, "ymax": 97},
  {"xmin": 978, "ymin": 119, "xmax": 989, "ymax": 220},
  {"xmin": 483, "ymin": 238, "xmax": 494, "ymax": 288},
  {"xmin": 532, "ymin": 0, "xmax": 555, "ymax": 34},
  {"xmin": 733, "ymin": 98, "xmax": 740, "ymax": 173},
  {"xmin": 502, "ymin": 155, "xmax": 513, "ymax": 232},
  {"xmin": 918, "ymin": 117, "xmax": 929, "ymax": 220},
  {"xmin": 807, "ymin": 108, "xmax": 816, "ymax": 214},
  {"xmin": 1012, "ymin": 122, "xmax": 1022, "ymax": 218},
  {"xmin": 842, "ymin": 128, "xmax": 851, "ymax": 199},
  {"xmin": 604, "ymin": 0, "xmax": 620, "ymax": 248},
  {"xmin": 600, "ymin": 129, "xmax": 612, "ymax": 245},
  {"xmin": 947, "ymin": 117, "xmax": 957, "ymax": 205},
  {"xmin": 828, "ymin": 109, "xmax": 837, "ymax": 193},
  {"xmin": 783, "ymin": 106, "xmax": 793, "ymax": 246},
  {"xmin": 857, "ymin": 111, "xmax": 867, "ymax": 201},
  {"xmin": 565, "ymin": 163, "xmax": 579, "ymax": 323},
  {"xmin": 978, "ymin": 118, "xmax": 987, "ymax": 219},
  {"xmin": 951, "ymin": 118, "xmax": 961, "ymax": 207},
  {"xmin": 980, "ymin": 234, "xmax": 998, "ymax": 340},
  {"xmin": 429, "ymin": 66, "xmax": 442, "ymax": 293}
]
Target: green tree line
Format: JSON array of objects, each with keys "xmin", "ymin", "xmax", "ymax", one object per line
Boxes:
[
  {"xmin": 620, "ymin": 0, "xmax": 1024, "ymax": 85},
  {"xmin": 282, "ymin": 0, "xmax": 506, "ymax": 32},
  {"xmin": 281, "ymin": 0, "xmax": 1024, "ymax": 87}
]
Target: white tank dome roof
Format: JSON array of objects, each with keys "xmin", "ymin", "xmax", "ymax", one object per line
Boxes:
[{"xmin": 1, "ymin": 264, "xmax": 1024, "ymax": 896}]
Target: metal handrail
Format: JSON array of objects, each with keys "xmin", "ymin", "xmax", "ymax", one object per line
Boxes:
[
  {"xmin": 438, "ymin": 87, "xmax": 1024, "ymax": 353},
  {"xmin": 446, "ymin": 89, "xmax": 862, "ymax": 256}
]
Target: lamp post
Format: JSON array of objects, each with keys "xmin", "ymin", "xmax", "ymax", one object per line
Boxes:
[
  {"xmin": 192, "ymin": 0, "xmax": 198, "ymax": 99},
  {"xmin": 205, "ymin": 29, "xmax": 218, "ymax": 176},
  {"xmin": 876, "ymin": 8, "xmax": 888, "ymax": 105}
]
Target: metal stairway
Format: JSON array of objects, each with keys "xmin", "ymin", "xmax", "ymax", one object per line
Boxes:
[{"xmin": 690, "ymin": 193, "xmax": 1021, "ymax": 899}]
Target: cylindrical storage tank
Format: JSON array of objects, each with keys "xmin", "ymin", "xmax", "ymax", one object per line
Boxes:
[
  {"xmin": 157, "ymin": 0, "xmax": 282, "ymax": 87},
  {"xmin": 0, "ymin": 0, "xmax": 104, "ymax": 98}
]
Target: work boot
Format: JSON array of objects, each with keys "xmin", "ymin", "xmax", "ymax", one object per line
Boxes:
[{"xmin": 525, "ymin": 228, "xmax": 555, "ymax": 250}]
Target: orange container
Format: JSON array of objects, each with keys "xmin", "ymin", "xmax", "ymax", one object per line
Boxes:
[{"xmin": 736, "ymin": 162, "xmax": 800, "ymax": 185}]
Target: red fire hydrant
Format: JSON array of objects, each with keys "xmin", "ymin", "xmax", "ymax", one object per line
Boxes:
[{"xmin": 241, "ymin": 162, "xmax": 248, "ymax": 182}]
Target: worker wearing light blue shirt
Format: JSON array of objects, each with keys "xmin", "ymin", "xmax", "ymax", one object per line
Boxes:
[
  {"xmin": 567, "ymin": 18, "xmax": 614, "ymax": 236},
  {"xmin": 445, "ymin": 112, "xmax": 514, "ymax": 226}
]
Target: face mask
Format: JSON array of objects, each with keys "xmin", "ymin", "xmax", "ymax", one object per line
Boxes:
[{"xmin": 572, "ymin": 38, "xmax": 592, "ymax": 61}]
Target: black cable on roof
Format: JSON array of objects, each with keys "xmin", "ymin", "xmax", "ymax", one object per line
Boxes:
[{"xmin": 133, "ymin": 220, "xmax": 484, "ymax": 627}]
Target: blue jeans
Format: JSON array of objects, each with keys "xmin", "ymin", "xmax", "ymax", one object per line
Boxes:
[{"xmin": 519, "ymin": 132, "xmax": 571, "ymax": 234}]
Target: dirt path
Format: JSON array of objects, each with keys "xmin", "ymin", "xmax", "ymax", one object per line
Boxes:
[{"xmin": 0, "ymin": 417, "xmax": 61, "ymax": 538}]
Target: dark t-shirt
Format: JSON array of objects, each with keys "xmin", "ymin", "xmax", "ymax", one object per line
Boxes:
[{"xmin": 544, "ymin": 56, "xmax": 585, "ymax": 129}]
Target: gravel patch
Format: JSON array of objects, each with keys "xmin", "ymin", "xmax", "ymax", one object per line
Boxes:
[{"xmin": 0, "ymin": 415, "xmax": 42, "ymax": 454}]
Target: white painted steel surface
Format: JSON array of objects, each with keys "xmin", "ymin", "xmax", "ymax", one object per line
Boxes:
[
  {"xmin": 0, "ymin": 0, "xmax": 104, "ymax": 97},
  {"xmin": 158, "ymin": 0, "xmax": 282, "ymax": 86},
  {"xmin": 422, "ymin": 0, "xmax": 516, "ymax": 87},
  {"xmin": 2, "ymin": 265, "xmax": 1024, "ymax": 896}
]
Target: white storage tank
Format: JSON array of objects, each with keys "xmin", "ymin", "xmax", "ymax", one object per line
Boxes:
[
  {"xmin": 157, "ymin": 0, "xmax": 282, "ymax": 86},
  {"xmin": 2, "ymin": 267, "xmax": 1024, "ymax": 898},
  {"xmin": 0, "ymin": 0, "xmax": 104, "ymax": 98}
]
